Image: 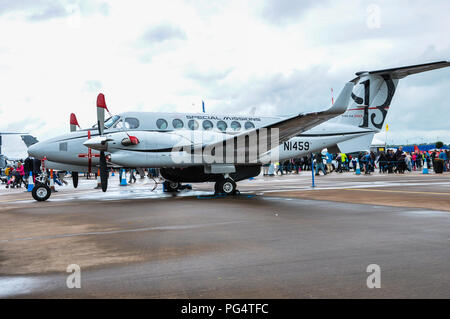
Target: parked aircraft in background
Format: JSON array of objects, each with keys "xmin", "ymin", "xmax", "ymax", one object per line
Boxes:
[{"xmin": 0, "ymin": 133, "xmax": 38, "ymax": 168}]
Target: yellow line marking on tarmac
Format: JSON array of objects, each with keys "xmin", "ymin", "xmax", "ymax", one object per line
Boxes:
[{"xmin": 342, "ymin": 188, "xmax": 450, "ymax": 196}]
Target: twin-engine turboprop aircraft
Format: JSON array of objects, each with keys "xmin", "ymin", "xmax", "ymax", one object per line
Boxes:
[{"xmin": 28, "ymin": 61, "xmax": 450, "ymax": 201}]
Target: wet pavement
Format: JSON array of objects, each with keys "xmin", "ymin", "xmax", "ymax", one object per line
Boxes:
[{"xmin": 0, "ymin": 171, "xmax": 449, "ymax": 298}]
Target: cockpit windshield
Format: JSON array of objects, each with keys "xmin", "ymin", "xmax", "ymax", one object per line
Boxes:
[
  {"xmin": 105, "ymin": 115, "xmax": 120, "ymax": 129},
  {"xmin": 92, "ymin": 115, "xmax": 120, "ymax": 129}
]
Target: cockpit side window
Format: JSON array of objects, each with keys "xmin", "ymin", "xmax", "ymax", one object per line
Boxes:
[
  {"xmin": 104, "ymin": 115, "xmax": 120, "ymax": 129},
  {"xmin": 124, "ymin": 117, "xmax": 140, "ymax": 129}
]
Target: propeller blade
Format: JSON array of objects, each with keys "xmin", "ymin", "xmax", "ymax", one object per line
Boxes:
[
  {"xmin": 99, "ymin": 151, "xmax": 108, "ymax": 192},
  {"xmin": 96, "ymin": 93, "xmax": 108, "ymax": 136}
]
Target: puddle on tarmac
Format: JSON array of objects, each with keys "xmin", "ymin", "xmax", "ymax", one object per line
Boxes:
[{"xmin": 0, "ymin": 276, "xmax": 44, "ymax": 297}]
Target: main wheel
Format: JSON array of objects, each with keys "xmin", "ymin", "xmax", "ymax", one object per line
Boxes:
[
  {"xmin": 164, "ymin": 181, "xmax": 180, "ymax": 192},
  {"xmin": 32, "ymin": 183, "xmax": 51, "ymax": 201},
  {"xmin": 215, "ymin": 178, "xmax": 236, "ymax": 195}
]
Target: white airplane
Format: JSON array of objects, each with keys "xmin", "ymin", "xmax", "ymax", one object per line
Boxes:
[{"xmin": 27, "ymin": 61, "xmax": 450, "ymax": 201}]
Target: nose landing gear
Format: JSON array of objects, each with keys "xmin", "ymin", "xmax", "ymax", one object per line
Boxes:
[
  {"xmin": 31, "ymin": 172, "xmax": 51, "ymax": 201},
  {"xmin": 32, "ymin": 183, "xmax": 51, "ymax": 201}
]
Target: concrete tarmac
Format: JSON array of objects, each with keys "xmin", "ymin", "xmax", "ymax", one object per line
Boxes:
[{"xmin": 0, "ymin": 171, "xmax": 449, "ymax": 298}]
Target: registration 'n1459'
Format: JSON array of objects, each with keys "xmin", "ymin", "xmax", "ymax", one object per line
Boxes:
[{"xmin": 283, "ymin": 141, "xmax": 309, "ymax": 151}]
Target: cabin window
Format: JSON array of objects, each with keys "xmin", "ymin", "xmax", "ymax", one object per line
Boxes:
[
  {"xmin": 124, "ymin": 117, "xmax": 140, "ymax": 129},
  {"xmin": 244, "ymin": 121, "xmax": 255, "ymax": 130},
  {"xmin": 188, "ymin": 119, "xmax": 199, "ymax": 130},
  {"xmin": 156, "ymin": 118, "xmax": 168, "ymax": 130},
  {"xmin": 231, "ymin": 121, "xmax": 241, "ymax": 131},
  {"xmin": 202, "ymin": 120, "xmax": 213, "ymax": 130},
  {"xmin": 59, "ymin": 142, "xmax": 68, "ymax": 151},
  {"xmin": 172, "ymin": 119, "xmax": 184, "ymax": 129},
  {"xmin": 217, "ymin": 120, "xmax": 227, "ymax": 132}
]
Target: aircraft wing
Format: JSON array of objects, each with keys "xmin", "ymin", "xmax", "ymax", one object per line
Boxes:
[
  {"xmin": 257, "ymin": 82, "xmax": 353, "ymax": 143},
  {"xmin": 196, "ymin": 82, "xmax": 354, "ymax": 153}
]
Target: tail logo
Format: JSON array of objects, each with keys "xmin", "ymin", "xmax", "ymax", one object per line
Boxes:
[{"xmin": 351, "ymin": 75, "xmax": 396, "ymax": 129}]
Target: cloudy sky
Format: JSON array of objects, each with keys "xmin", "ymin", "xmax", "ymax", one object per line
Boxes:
[{"xmin": 0, "ymin": 0, "xmax": 449, "ymax": 155}]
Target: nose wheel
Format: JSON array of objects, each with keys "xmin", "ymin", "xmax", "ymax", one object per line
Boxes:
[
  {"xmin": 32, "ymin": 183, "xmax": 51, "ymax": 201},
  {"xmin": 215, "ymin": 178, "xmax": 237, "ymax": 195}
]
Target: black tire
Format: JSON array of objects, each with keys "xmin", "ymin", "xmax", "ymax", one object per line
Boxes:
[
  {"xmin": 32, "ymin": 183, "xmax": 51, "ymax": 202},
  {"xmin": 164, "ymin": 181, "xmax": 180, "ymax": 192},
  {"xmin": 215, "ymin": 178, "xmax": 236, "ymax": 195},
  {"xmin": 72, "ymin": 171, "xmax": 79, "ymax": 188},
  {"xmin": 99, "ymin": 152, "xmax": 108, "ymax": 192}
]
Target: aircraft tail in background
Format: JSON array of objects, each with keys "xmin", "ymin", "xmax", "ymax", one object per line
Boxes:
[{"xmin": 21, "ymin": 135, "xmax": 39, "ymax": 148}]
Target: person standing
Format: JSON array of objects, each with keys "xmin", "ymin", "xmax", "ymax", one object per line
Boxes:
[
  {"xmin": 128, "ymin": 169, "xmax": 137, "ymax": 183},
  {"xmin": 325, "ymin": 151, "xmax": 333, "ymax": 173},
  {"xmin": 439, "ymin": 150, "xmax": 448, "ymax": 172},
  {"xmin": 315, "ymin": 152, "xmax": 327, "ymax": 176},
  {"xmin": 262, "ymin": 163, "xmax": 270, "ymax": 176}
]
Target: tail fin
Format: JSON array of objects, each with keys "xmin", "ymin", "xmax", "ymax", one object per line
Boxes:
[
  {"xmin": 20, "ymin": 135, "xmax": 39, "ymax": 148},
  {"xmin": 338, "ymin": 61, "xmax": 450, "ymax": 131}
]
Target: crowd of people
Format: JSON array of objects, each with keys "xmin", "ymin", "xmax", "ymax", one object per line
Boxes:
[
  {"xmin": 0, "ymin": 161, "xmax": 157, "ymax": 190},
  {"xmin": 262, "ymin": 148, "xmax": 450, "ymax": 176},
  {"xmin": 0, "ymin": 157, "xmax": 42, "ymax": 188}
]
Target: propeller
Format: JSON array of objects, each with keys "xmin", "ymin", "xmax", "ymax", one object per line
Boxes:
[
  {"xmin": 96, "ymin": 93, "xmax": 109, "ymax": 192},
  {"xmin": 70, "ymin": 113, "xmax": 81, "ymax": 188},
  {"xmin": 83, "ymin": 93, "xmax": 140, "ymax": 192}
]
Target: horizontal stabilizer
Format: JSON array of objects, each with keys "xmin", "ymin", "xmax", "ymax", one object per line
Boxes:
[{"xmin": 356, "ymin": 61, "xmax": 450, "ymax": 79}]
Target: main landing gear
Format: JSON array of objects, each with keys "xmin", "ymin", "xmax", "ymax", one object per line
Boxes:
[
  {"xmin": 163, "ymin": 181, "xmax": 181, "ymax": 192},
  {"xmin": 162, "ymin": 181, "xmax": 193, "ymax": 192},
  {"xmin": 214, "ymin": 177, "xmax": 237, "ymax": 195}
]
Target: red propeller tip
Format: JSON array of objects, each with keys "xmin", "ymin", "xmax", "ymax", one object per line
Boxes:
[
  {"xmin": 70, "ymin": 113, "xmax": 80, "ymax": 127},
  {"xmin": 97, "ymin": 93, "xmax": 109, "ymax": 111}
]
